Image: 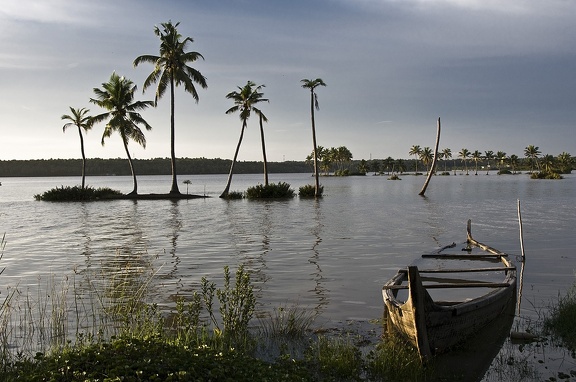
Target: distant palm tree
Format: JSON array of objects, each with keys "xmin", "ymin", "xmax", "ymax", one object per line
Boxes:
[
  {"xmin": 508, "ymin": 154, "xmax": 519, "ymax": 174},
  {"xmin": 441, "ymin": 148, "xmax": 452, "ymax": 173},
  {"xmin": 301, "ymin": 78, "xmax": 326, "ymax": 197},
  {"xmin": 496, "ymin": 151, "xmax": 507, "ymax": 173},
  {"xmin": 524, "ymin": 145, "xmax": 541, "ymax": 173},
  {"xmin": 471, "ymin": 150, "xmax": 482, "ymax": 175},
  {"xmin": 409, "ymin": 145, "xmax": 422, "ymax": 173},
  {"xmin": 458, "ymin": 148, "xmax": 470, "ymax": 175},
  {"xmin": 484, "ymin": 150, "xmax": 494, "ymax": 175},
  {"xmin": 90, "ymin": 72, "xmax": 154, "ymax": 195},
  {"xmin": 220, "ymin": 81, "xmax": 267, "ymax": 198},
  {"xmin": 61, "ymin": 107, "xmax": 93, "ymax": 189},
  {"xmin": 395, "ymin": 159, "xmax": 406, "ymax": 174},
  {"xmin": 557, "ymin": 151, "xmax": 573, "ymax": 173},
  {"xmin": 254, "ymin": 86, "xmax": 270, "ymax": 186},
  {"xmin": 420, "ymin": 147, "xmax": 433, "ymax": 174},
  {"xmin": 541, "ymin": 154, "xmax": 556, "ymax": 173},
  {"xmin": 134, "ymin": 21, "xmax": 207, "ymax": 194}
]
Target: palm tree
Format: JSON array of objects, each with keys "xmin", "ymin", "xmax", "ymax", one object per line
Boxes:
[
  {"xmin": 255, "ymin": 86, "xmax": 270, "ymax": 186},
  {"xmin": 441, "ymin": 148, "xmax": 452, "ymax": 173},
  {"xmin": 557, "ymin": 152, "xmax": 573, "ymax": 173},
  {"xmin": 541, "ymin": 154, "xmax": 556, "ymax": 173},
  {"xmin": 470, "ymin": 150, "xmax": 481, "ymax": 175},
  {"xmin": 90, "ymin": 72, "xmax": 153, "ymax": 195},
  {"xmin": 496, "ymin": 151, "xmax": 507, "ymax": 173},
  {"xmin": 409, "ymin": 145, "xmax": 422, "ymax": 173},
  {"xmin": 420, "ymin": 147, "xmax": 433, "ymax": 174},
  {"xmin": 484, "ymin": 150, "xmax": 494, "ymax": 175},
  {"xmin": 524, "ymin": 145, "xmax": 541, "ymax": 173},
  {"xmin": 383, "ymin": 156, "xmax": 395, "ymax": 175},
  {"xmin": 395, "ymin": 159, "xmax": 406, "ymax": 174},
  {"xmin": 61, "ymin": 107, "xmax": 93, "ymax": 189},
  {"xmin": 301, "ymin": 78, "xmax": 326, "ymax": 197},
  {"xmin": 220, "ymin": 81, "xmax": 267, "ymax": 198},
  {"xmin": 508, "ymin": 154, "xmax": 519, "ymax": 174},
  {"xmin": 134, "ymin": 21, "xmax": 207, "ymax": 195},
  {"xmin": 458, "ymin": 148, "xmax": 470, "ymax": 175}
]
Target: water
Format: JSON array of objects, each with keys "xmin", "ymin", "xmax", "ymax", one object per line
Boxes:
[{"xmin": 1, "ymin": 172, "xmax": 575, "ymax": 378}]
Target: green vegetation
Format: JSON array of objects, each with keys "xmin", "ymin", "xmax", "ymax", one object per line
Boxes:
[
  {"xmin": 0, "ymin": 261, "xmax": 427, "ymax": 381},
  {"xmin": 245, "ymin": 182, "xmax": 295, "ymax": 199},
  {"xmin": 299, "ymin": 184, "xmax": 324, "ymax": 197},
  {"xmin": 545, "ymin": 283, "xmax": 576, "ymax": 349},
  {"xmin": 33, "ymin": 185, "xmax": 123, "ymax": 201}
]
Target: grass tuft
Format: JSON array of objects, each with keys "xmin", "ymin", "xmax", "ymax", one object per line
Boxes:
[{"xmin": 246, "ymin": 182, "xmax": 295, "ymax": 199}]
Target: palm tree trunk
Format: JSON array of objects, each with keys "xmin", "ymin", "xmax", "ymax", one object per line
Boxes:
[
  {"xmin": 220, "ymin": 121, "xmax": 246, "ymax": 198},
  {"xmin": 310, "ymin": 92, "xmax": 320, "ymax": 197},
  {"xmin": 78, "ymin": 126, "xmax": 86, "ymax": 189},
  {"xmin": 123, "ymin": 140, "xmax": 138, "ymax": 195},
  {"xmin": 259, "ymin": 114, "xmax": 269, "ymax": 186},
  {"xmin": 169, "ymin": 78, "xmax": 180, "ymax": 194}
]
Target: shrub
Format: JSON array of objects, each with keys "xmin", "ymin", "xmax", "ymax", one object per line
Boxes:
[
  {"xmin": 298, "ymin": 184, "xmax": 323, "ymax": 197},
  {"xmin": 544, "ymin": 285, "xmax": 576, "ymax": 350},
  {"xmin": 387, "ymin": 174, "xmax": 401, "ymax": 180},
  {"xmin": 34, "ymin": 185, "xmax": 123, "ymax": 201},
  {"xmin": 245, "ymin": 182, "xmax": 295, "ymax": 199},
  {"xmin": 224, "ymin": 191, "xmax": 244, "ymax": 199},
  {"xmin": 530, "ymin": 171, "xmax": 563, "ymax": 180}
]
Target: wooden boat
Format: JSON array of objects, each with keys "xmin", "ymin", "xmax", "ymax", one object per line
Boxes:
[{"xmin": 382, "ymin": 220, "xmax": 517, "ymax": 361}]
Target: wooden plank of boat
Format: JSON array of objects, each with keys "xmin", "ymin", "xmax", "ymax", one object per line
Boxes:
[
  {"xmin": 400, "ymin": 266, "xmax": 515, "ymax": 273},
  {"xmin": 421, "ymin": 253, "xmax": 506, "ymax": 259},
  {"xmin": 383, "ymin": 282, "xmax": 511, "ymax": 290}
]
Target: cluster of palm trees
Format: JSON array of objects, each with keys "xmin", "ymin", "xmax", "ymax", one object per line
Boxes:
[
  {"xmin": 62, "ymin": 21, "xmax": 327, "ymax": 198},
  {"xmin": 306, "ymin": 146, "xmax": 353, "ymax": 176},
  {"xmin": 406, "ymin": 144, "xmax": 573, "ymax": 175}
]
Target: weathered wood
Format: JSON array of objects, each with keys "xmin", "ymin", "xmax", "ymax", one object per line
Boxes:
[
  {"xmin": 422, "ymin": 253, "xmax": 506, "ymax": 259},
  {"xmin": 401, "ymin": 267, "xmax": 515, "ymax": 273},
  {"xmin": 383, "ymin": 282, "xmax": 511, "ymax": 290}
]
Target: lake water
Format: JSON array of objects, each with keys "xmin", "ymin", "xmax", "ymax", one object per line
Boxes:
[{"xmin": 0, "ymin": 172, "xmax": 575, "ymax": 379}]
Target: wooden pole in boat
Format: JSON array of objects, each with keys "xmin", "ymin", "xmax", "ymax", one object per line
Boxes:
[
  {"xmin": 517, "ymin": 199, "xmax": 526, "ymax": 261},
  {"xmin": 419, "ymin": 117, "xmax": 441, "ymax": 196},
  {"xmin": 517, "ymin": 199, "xmax": 526, "ymax": 315}
]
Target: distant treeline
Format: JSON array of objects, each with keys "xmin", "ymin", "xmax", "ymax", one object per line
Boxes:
[{"xmin": 0, "ymin": 158, "xmax": 311, "ymax": 177}]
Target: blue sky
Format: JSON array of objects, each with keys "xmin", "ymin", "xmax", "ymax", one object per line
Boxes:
[{"xmin": 1, "ymin": 0, "xmax": 575, "ymax": 162}]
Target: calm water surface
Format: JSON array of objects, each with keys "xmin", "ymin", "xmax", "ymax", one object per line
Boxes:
[{"xmin": 0, "ymin": 172, "xmax": 575, "ymax": 378}]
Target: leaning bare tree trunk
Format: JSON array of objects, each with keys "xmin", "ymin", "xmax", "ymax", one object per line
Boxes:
[
  {"xmin": 419, "ymin": 117, "xmax": 441, "ymax": 196},
  {"xmin": 78, "ymin": 126, "xmax": 86, "ymax": 189},
  {"xmin": 220, "ymin": 122, "xmax": 246, "ymax": 198}
]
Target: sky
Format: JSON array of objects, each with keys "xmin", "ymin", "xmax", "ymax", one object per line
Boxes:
[{"xmin": 1, "ymin": 0, "xmax": 575, "ymax": 163}]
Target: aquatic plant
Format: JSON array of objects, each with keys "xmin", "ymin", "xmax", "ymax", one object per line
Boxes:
[
  {"xmin": 34, "ymin": 185, "xmax": 123, "ymax": 201},
  {"xmin": 245, "ymin": 182, "xmax": 295, "ymax": 199},
  {"xmin": 298, "ymin": 183, "xmax": 323, "ymax": 197}
]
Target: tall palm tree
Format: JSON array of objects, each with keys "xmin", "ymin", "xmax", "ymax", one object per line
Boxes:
[
  {"xmin": 255, "ymin": 86, "xmax": 270, "ymax": 186},
  {"xmin": 441, "ymin": 148, "xmax": 452, "ymax": 173},
  {"xmin": 133, "ymin": 21, "xmax": 207, "ymax": 194},
  {"xmin": 458, "ymin": 148, "xmax": 470, "ymax": 175},
  {"xmin": 409, "ymin": 145, "xmax": 422, "ymax": 173},
  {"xmin": 524, "ymin": 145, "xmax": 541, "ymax": 173},
  {"xmin": 301, "ymin": 78, "xmax": 326, "ymax": 197},
  {"xmin": 471, "ymin": 150, "xmax": 482, "ymax": 175},
  {"xmin": 61, "ymin": 107, "xmax": 93, "ymax": 189},
  {"xmin": 90, "ymin": 72, "xmax": 153, "ymax": 195},
  {"xmin": 484, "ymin": 150, "xmax": 494, "ymax": 175},
  {"xmin": 220, "ymin": 81, "xmax": 267, "ymax": 198}
]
